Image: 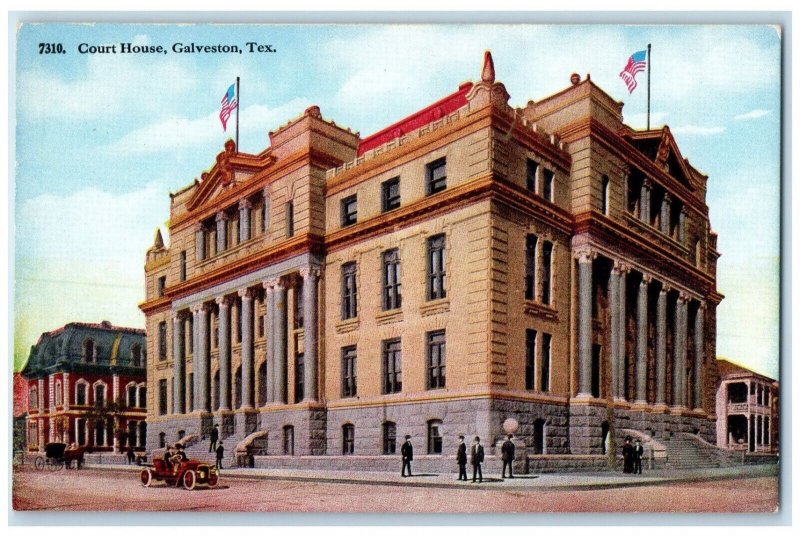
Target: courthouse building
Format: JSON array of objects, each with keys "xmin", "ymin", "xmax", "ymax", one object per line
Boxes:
[
  {"xmin": 22, "ymin": 321, "xmax": 147, "ymax": 452},
  {"xmin": 141, "ymin": 52, "xmax": 722, "ymax": 464}
]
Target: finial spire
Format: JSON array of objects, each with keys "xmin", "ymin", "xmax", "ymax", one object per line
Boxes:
[
  {"xmin": 153, "ymin": 228, "xmax": 164, "ymax": 249},
  {"xmin": 481, "ymin": 50, "xmax": 495, "ymax": 84}
]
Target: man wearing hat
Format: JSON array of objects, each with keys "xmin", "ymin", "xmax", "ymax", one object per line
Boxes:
[
  {"xmin": 400, "ymin": 435, "xmax": 413, "ymax": 477},
  {"xmin": 501, "ymin": 433, "xmax": 516, "ymax": 479},
  {"xmin": 471, "ymin": 436, "xmax": 485, "ymax": 483},
  {"xmin": 456, "ymin": 435, "xmax": 468, "ymax": 481}
]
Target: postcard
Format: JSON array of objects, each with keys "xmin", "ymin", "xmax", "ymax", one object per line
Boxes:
[{"xmin": 11, "ymin": 20, "xmax": 781, "ymax": 514}]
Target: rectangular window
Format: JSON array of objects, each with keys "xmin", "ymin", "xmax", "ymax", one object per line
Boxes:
[
  {"xmin": 158, "ymin": 379, "xmax": 167, "ymax": 416},
  {"xmin": 427, "ymin": 234, "xmax": 446, "ymax": 300},
  {"xmin": 179, "ymin": 251, "xmax": 187, "ymax": 282},
  {"xmin": 158, "ymin": 321, "xmax": 167, "ymax": 360},
  {"xmin": 285, "ymin": 201, "xmax": 294, "ymax": 238},
  {"xmin": 295, "ymin": 353, "xmax": 304, "ymax": 403},
  {"xmin": 525, "ymin": 329, "xmax": 536, "ymax": 390},
  {"xmin": 157, "ymin": 275, "xmax": 166, "ymax": 297},
  {"xmin": 294, "ymin": 285, "xmax": 304, "ymax": 329},
  {"xmin": 541, "ymin": 333, "xmax": 551, "ymax": 392},
  {"xmin": 263, "ymin": 197, "xmax": 270, "ymax": 232},
  {"xmin": 541, "ymin": 241, "xmax": 553, "ymax": 306},
  {"xmin": 427, "ymin": 421, "xmax": 443, "ymax": 454},
  {"xmin": 382, "ymin": 177, "xmax": 401, "ymax": 212},
  {"xmin": 341, "ymin": 346, "xmax": 357, "ymax": 398},
  {"xmin": 341, "ymin": 194, "xmax": 358, "ymax": 227},
  {"xmin": 342, "ymin": 424, "xmax": 355, "ymax": 455},
  {"xmin": 526, "ymin": 159, "xmax": 538, "ymax": 191},
  {"xmin": 427, "ymin": 330, "xmax": 446, "ymax": 389},
  {"xmin": 601, "ymin": 175, "xmax": 610, "ymax": 216},
  {"xmin": 525, "ymin": 234, "xmax": 537, "ymax": 301},
  {"xmin": 542, "ymin": 169, "xmax": 554, "ymax": 202},
  {"xmin": 382, "ymin": 338, "xmax": 402, "ymax": 394},
  {"xmin": 341, "ymin": 262, "xmax": 358, "ymax": 320},
  {"xmin": 383, "ymin": 422, "xmax": 397, "ymax": 454},
  {"xmin": 382, "ymin": 249, "xmax": 402, "ymax": 311},
  {"xmin": 426, "ymin": 157, "xmax": 447, "ymax": 195},
  {"xmin": 187, "ymin": 317, "xmax": 193, "ymax": 354}
]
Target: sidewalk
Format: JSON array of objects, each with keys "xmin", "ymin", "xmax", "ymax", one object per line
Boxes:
[{"xmin": 83, "ymin": 461, "xmax": 778, "ymax": 491}]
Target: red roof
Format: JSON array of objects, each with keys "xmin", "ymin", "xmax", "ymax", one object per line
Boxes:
[{"xmin": 357, "ymin": 82, "xmax": 474, "ymax": 156}]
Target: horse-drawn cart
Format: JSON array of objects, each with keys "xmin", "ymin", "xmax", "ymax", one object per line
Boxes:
[{"xmin": 34, "ymin": 442, "xmax": 86, "ymax": 471}]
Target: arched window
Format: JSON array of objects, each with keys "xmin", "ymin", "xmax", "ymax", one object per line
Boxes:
[
  {"xmin": 83, "ymin": 339, "xmax": 96, "ymax": 363},
  {"xmin": 342, "ymin": 423, "xmax": 355, "ymax": 455},
  {"xmin": 283, "ymin": 425, "xmax": 294, "ymax": 455},
  {"xmin": 126, "ymin": 383, "xmax": 137, "ymax": 408},
  {"xmin": 131, "ymin": 343, "xmax": 142, "ymax": 367},
  {"xmin": 75, "ymin": 381, "xmax": 88, "ymax": 406},
  {"xmin": 138, "ymin": 384, "xmax": 146, "ymax": 409},
  {"xmin": 93, "ymin": 382, "xmax": 107, "ymax": 407},
  {"xmin": 28, "ymin": 386, "xmax": 38, "ymax": 410},
  {"xmin": 427, "ymin": 419, "xmax": 443, "ymax": 454},
  {"xmin": 55, "ymin": 380, "xmax": 63, "ymax": 406},
  {"xmin": 159, "ymin": 432, "xmax": 166, "ymax": 448},
  {"xmin": 382, "ymin": 421, "xmax": 397, "ymax": 455}
]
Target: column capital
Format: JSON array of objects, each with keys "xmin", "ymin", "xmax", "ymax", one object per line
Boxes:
[
  {"xmin": 171, "ymin": 310, "xmax": 185, "ymax": 322},
  {"xmin": 190, "ymin": 303, "xmax": 207, "ymax": 314},
  {"xmin": 659, "ymin": 285, "xmax": 669, "ymax": 296},
  {"xmin": 263, "ymin": 278, "xmax": 281, "ymax": 289},
  {"xmin": 574, "ymin": 247, "xmax": 597, "ymax": 264},
  {"xmin": 642, "ymin": 178, "xmax": 654, "ymax": 189},
  {"xmin": 662, "ymin": 192, "xmax": 672, "ymax": 203},
  {"xmin": 640, "ymin": 273, "xmax": 653, "ymax": 285},
  {"xmin": 299, "ymin": 266, "xmax": 321, "ymax": 279},
  {"xmin": 238, "ymin": 198, "xmax": 253, "ymax": 210},
  {"xmin": 215, "ymin": 296, "xmax": 232, "ymax": 308},
  {"xmin": 195, "ymin": 222, "xmax": 207, "ymax": 232},
  {"xmin": 678, "ymin": 291, "xmax": 690, "ymax": 303},
  {"xmin": 215, "ymin": 211, "xmax": 228, "ymax": 222},
  {"xmin": 238, "ymin": 287, "xmax": 256, "ymax": 299}
]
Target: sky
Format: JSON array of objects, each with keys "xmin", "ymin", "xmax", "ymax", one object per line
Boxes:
[{"xmin": 13, "ymin": 24, "xmax": 781, "ymax": 379}]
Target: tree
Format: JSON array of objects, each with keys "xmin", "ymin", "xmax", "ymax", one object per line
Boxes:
[{"xmin": 83, "ymin": 396, "xmax": 131, "ymax": 452}]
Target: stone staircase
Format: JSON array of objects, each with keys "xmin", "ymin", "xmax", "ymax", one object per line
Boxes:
[
  {"xmin": 182, "ymin": 431, "xmax": 248, "ymax": 467},
  {"xmin": 663, "ymin": 433, "xmax": 742, "ymax": 469}
]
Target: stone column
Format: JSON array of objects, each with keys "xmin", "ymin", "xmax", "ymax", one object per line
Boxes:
[
  {"xmin": 301, "ymin": 267, "xmax": 320, "ymax": 402},
  {"xmin": 191, "ymin": 307, "xmax": 200, "ymax": 411},
  {"xmin": 215, "ymin": 211, "xmax": 228, "ymax": 253},
  {"xmin": 576, "ymin": 249, "xmax": 594, "ymax": 397},
  {"xmin": 274, "ymin": 279, "xmax": 288, "ymax": 404},
  {"xmin": 673, "ymin": 293, "xmax": 688, "ymax": 408},
  {"xmin": 172, "ymin": 312, "xmax": 185, "ymax": 414},
  {"xmin": 694, "ymin": 302, "xmax": 705, "ymax": 411},
  {"xmin": 618, "ymin": 266, "xmax": 629, "ymax": 400},
  {"xmin": 216, "ymin": 297, "xmax": 231, "ymax": 411},
  {"xmin": 660, "ymin": 193, "xmax": 671, "ymax": 234},
  {"xmin": 195, "ymin": 223, "xmax": 206, "ymax": 261},
  {"xmin": 635, "ymin": 274, "xmax": 650, "ymax": 404},
  {"xmin": 239, "ymin": 199, "xmax": 252, "ymax": 243},
  {"xmin": 239, "ymin": 288, "xmax": 255, "ymax": 409},
  {"xmin": 197, "ymin": 303, "xmax": 210, "ymax": 412},
  {"xmin": 640, "ymin": 181, "xmax": 650, "ymax": 222},
  {"xmin": 609, "ymin": 264, "xmax": 621, "ymax": 401},
  {"xmin": 263, "ymin": 189, "xmax": 271, "ymax": 232},
  {"xmin": 679, "ymin": 209, "xmax": 687, "ymax": 244},
  {"xmin": 655, "ymin": 285, "xmax": 668, "ymax": 406},
  {"xmin": 263, "ymin": 281, "xmax": 276, "ymax": 403}
]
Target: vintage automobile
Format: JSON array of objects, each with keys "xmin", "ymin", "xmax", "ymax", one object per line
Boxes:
[
  {"xmin": 34, "ymin": 442, "xmax": 86, "ymax": 471},
  {"xmin": 140, "ymin": 458, "xmax": 220, "ymax": 490}
]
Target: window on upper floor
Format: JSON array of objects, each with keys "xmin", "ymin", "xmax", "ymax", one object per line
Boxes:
[
  {"xmin": 541, "ymin": 333, "xmax": 552, "ymax": 392},
  {"xmin": 526, "ymin": 159, "xmax": 539, "ymax": 191},
  {"xmin": 286, "ymin": 201, "xmax": 295, "ymax": 238},
  {"xmin": 294, "ymin": 285, "xmax": 304, "ymax": 329},
  {"xmin": 694, "ymin": 238, "xmax": 702, "ymax": 267},
  {"xmin": 426, "ymin": 330, "xmax": 446, "ymax": 390},
  {"xmin": 382, "ymin": 338, "xmax": 402, "ymax": 394},
  {"xmin": 29, "ymin": 386, "xmax": 37, "ymax": 410},
  {"xmin": 157, "ymin": 276, "xmax": 166, "ymax": 297},
  {"xmin": 341, "ymin": 194, "xmax": 358, "ymax": 227},
  {"xmin": 525, "ymin": 234, "xmax": 537, "ymax": 301},
  {"xmin": 55, "ymin": 381, "xmax": 62, "ymax": 406},
  {"xmin": 127, "ymin": 384, "xmax": 137, "ymax": 408},
  {"xmin": 158, "ymin": 321, "xmax": 167, "ymax": 360},
  {"xmin": 179, "ymin": 251, "xmax": 187, "ymax": 282},
  {"xmin": 525, "ymin": 329, "xmax": 536, "ymax": 390},
  {"xmin": 542, "ymin": 169, "xmax": 554, "ymax": 202},
  {"xmin": 94, "ymin": 383, "xmax": 106, "ymax": 407},
  {"xmin": 131, "ymin": 343, "xmax": 142, "ymax": 367},
  {"xmin": 341, "ymin": 346, "xmax": 357, "ymax": 398},
  {"xmin": 426, "ymin": 157, "xmax": 447, "ymax": 196},
  {"xmin": 541, "ymin": 241, "xmax": 553, "ymax": 306},
  {"xmin": 601, "ymin": 175, "xmax": 610, "ymax": 215},
  {"xmin": 627, "ymin": 175, "xmax": 642, "ymax": 216},
  {"xmin": 382, "ymin": 249, "xmax": 402, "ymax": 311},
  {"xmin": 263, "ymin": 197, "xmax": 270, "ymax": 232},
  {"xmin": 382, "ymin": 177, "xmax": 401, "ymax": 212},
  {"xmin": 83, "ymin": 338, "xmax": 96, "ymax": 363},
  {"xmin": 427, "ymin": 234, "xmax": 446, "ymax": 301},
  {"xmin": 158, "ymin": 379, "xmax": 168, "ymax": 416},
  {"xmin": 236, "ymin": 298, "xmax": 242, "ymax": 343},
  {"xmin": 341, "ymin": 262, "xmax": 358, "ymax": 320},
  {"xmin": 76, "ymin": 383, "xmax": 87, "ymax": 406}
]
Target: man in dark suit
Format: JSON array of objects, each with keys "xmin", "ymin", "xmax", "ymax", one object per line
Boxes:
[
  {"xmin": 456, "ymin": 435, "xmax": 468, "ymax": 481},
  {"xmin": 471, "ymin": 436, "xmax": 484, "ymax": 483},
  {"xmin": 215, "ymin": 441, "xmax": 225, "ymax": 469},
  {"xmin": 401, "ymin": 435, "xmax": 413, "ymax": 477},
  {"xmin": 209, "ymin": 424, "xmax": 219, "ymax": 453},
  {"xmin": 634, "ymin": 439, "xmax": 644, "ymax": 474},
  {"xmin": 501, "ymin": 433, "xmax": 516, "ymax": 478}
]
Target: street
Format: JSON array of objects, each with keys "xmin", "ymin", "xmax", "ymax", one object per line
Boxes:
[{"xmin": 12, "ymin": 465, "xmax": 779, "ymax": 513}]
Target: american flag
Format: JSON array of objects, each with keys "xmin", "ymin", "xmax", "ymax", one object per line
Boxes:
[
  {"xmin": 219, "ymin": 83, "xmax": 238, "ymax": 131},
  {"xmin": 619, "ymin": 50, "xmax": 648, "ymax": 94}
]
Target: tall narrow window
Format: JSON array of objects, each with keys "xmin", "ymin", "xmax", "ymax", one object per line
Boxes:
[
  {"xmin": 127, "ymin": 384, "xmax": 137, "ymax": 408},
  {"xmin": 158, "ymin": 321, "xmax": 167, "ymax": 360},
  {"xmin": 55, "ymin": 381, "xmax": 62, "ymax": 406},
  {"xmin": 341, "ymin": 346, "xmax": 357, "ymax": 398},
  {"xmin": 427, "ymin": 234, "xmax": 446, "ymax": 300},
  {"xmin": 187, "ymin": 317, "xmax": 193, "ymax": 354},
  {"xmin": 342, "ymin": 424, "xmax": 355, "ymax": 455},
  {"xmin": 262, "ymin": 197, "xmax": 270, "ymax": 232},
  {"xmin": 294, "ymin": 286, "xmax": 304, "ymax": 329},
  {"xmin": 526, "ymin": 159, "xmax": 539, "ymax": 191},
  {"xmin": 341, "ymin": 262, "xmax": 358, "ymax": 320},
  {"xmin": 76, "ymin": 383, "xmax": 87, "ymax": 406},
  {"xmin": 382, "ymin": 249, "xmax": 402, "ymax": 311},
  {"xmin": 131, "ymin": 343, "xmax": 142, "ymax": 367},
  {"xmin": 283, "ymin": 425, "xmax": 294, "ymax": 455},
  {"xmin": 525, "ymin": 329, "xmax": 537, "ymax": 390},
  {"xmin": 541, "ymin": 241, "xmax": 553, "ymax": 306},
  {"xmin": 285, "ymin": 201, "xmax": 294, "ymax": 238},
  {"xmin": 341, "ymin": 194, "xmax": 358, "ymax": 227},
  {"xmin": 294, "ymin": 353, "xmax": 304, "ymax": 403},
  {"xmin": 158, "ymin": 379, "xmax": 167, "ymax": 416},
  {"xmin": 382, "ymin": 422, "xmax": 397, "ymax": 454},
  {"xmin": 83, "ymin": 339, "xmax": 95, "ymax": 363},
  {"xmin": 179, "ymin": 251, "xmax": 187, "ymax": 282},
  {"xmin": 525, "ymin": 234, "xmax": 537, "ymax": 300},
  {"xmin": 159, "ymin": 432, "xmax": 166, "ymax": 449},
  {"xmin": 591, "ymin": 344, "xmax": 601, "ymax": 398},
  {"xmin": 382, "ymin": 177, "xmax": 401, "ymax": 212},
  {"xmin": 426, "ymin": 157, "xmax": 447, "ymax": 195},
  {"xmin": 382, "ymin": 338, "xmax": 402, "ymax": 394},
  {"xmin": 236, "ymin": 298, "xmax": 242, "ymax": 343},
  {"xmin": 601, "ymin": 175, "xmax": 610, "ymax": 215},
  {"xmin": 541, "ymin": 333, "xmax": 551, "ymax": 392},
  {"xmin": 542, "ymin": 169, "xmax": 554, "ymax": 202},
  {"xmin": 427, "ymin": 330, "xmax": 446, "ymax": 389},
  {"xmin": 427, "ymin": 420, "xmax": 443, "ymax": 454},
  {"xmin": 157, "ymin": 275, "xmax": 166, "ymax": 297},
  {"xmin": 29, "ymin": 387, "xmax": 37, "ymax": 409}
]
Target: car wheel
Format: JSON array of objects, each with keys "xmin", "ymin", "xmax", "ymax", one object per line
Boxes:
[
  {"xmin": 182, "ymin": 469, "xmax": 196, "ymax": 490},
  {"xmin": 34, "ymin": 457, "xmax": 45, "ymax": 471},
  {"xmin": 207, "ymin": 470, "xmax": 219, "ymax": 488},
  {"xmin": 141, "ymin": 469, "xmax": 153, "ymax": 487}
]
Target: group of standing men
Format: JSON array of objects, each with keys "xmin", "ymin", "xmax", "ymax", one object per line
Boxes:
[
  {"xmin": 401, "ymin": 433, "xmax": 518, "ymax": 483},
  {"xmin": 621, "ymin": 436, "xmax": 645, "ymax": 474}
]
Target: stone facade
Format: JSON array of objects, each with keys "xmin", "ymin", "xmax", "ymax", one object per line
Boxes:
[{"xmin": 141, "ymin": 51, "xmax": 720, "ymax": 468}]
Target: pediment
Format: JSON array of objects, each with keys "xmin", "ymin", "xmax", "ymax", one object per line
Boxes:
[{"xmin": 621, "ymin": 126, "xmax": 696, "ymax": 191}]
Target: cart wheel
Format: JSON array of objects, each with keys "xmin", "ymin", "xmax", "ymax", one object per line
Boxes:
[
  {"xmin": 141, "ymin": 469, "xmax": 153, "ymax": 487},
  {"xmin": 182, "ymin": 470, "xmax": 196, "ymax": 490},
  {"xmin": 207, "ymin": 470, "xmax": 219, "ymax": 488},
  {"xmin": 34, "ymin": 457, "xmax": 45, "ymax": 471}
]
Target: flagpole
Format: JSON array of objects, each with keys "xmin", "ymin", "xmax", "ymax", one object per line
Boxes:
[
  {"xmin": 647, "ymin": 44, "xmax": 651, "ymax": 130},
  {"xmin": 235, "ymin": 76, "xmax": 240, "ymax": 153}
]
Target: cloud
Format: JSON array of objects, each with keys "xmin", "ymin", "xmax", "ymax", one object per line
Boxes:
[
  {"xmin": 671, "ymin": 125, "xmax": 725, "ymax": 136},
  {"xmin": 734, "ymin": 109, "xmax": 771, "ymax": 120}
]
